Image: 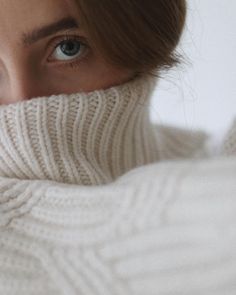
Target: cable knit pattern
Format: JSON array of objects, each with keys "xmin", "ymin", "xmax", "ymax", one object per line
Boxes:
[
  {"xmin": 0, "ymin": 73, "xmax": 236, "ymax": 294},
  {"xmin": 0, "ymin": 156, "xmax": 236, "ymax": 294}
]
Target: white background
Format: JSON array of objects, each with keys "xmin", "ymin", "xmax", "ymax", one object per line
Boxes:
[{"xmin": 150, "ymin": 0, "xmax": 236, "ymax": 145}]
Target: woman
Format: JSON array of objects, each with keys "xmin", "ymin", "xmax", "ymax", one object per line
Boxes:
[
  {"xmin": 0, "ymin": 0, "xmax": 186, "ymax": 104},
  {"xmin": 0, "ymin": 0, "xmax": 235, "ymax": 294}
]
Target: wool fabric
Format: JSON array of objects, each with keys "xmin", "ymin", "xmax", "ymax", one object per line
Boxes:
[
  {"xmin": 221, "ymin": 118, "xmax": 236, "ymax": 156},
  {"xmin": 0, "ymin": 73, "xmax": 208, "ymax": 185},
  {"xmin": 0, "ymin": 73, "xmax": 236, "ymax": 294}
]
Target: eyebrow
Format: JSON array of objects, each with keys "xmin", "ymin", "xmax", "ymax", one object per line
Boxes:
[{"xmin": 22, "ymin": 16, "xmax": 79, "ymax": 46}]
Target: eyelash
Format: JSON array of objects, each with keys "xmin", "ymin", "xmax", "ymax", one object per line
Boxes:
[{"xmin": 48, "ymin": 34, "xmax": 89, "ymax": 68}]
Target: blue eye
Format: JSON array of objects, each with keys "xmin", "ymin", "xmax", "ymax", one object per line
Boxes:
[{"xmin": 51, "ymin": 37, "xmax": 87, "ymax": 62}]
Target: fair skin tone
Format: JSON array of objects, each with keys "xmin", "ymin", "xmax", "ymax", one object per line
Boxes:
[{"xmin": 0, "ymin": 0, "xmax": 135, "ymax": 105}]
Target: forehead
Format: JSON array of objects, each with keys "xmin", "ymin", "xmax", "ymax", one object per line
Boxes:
[{"xmin": 0, "ymin": 0, "xmax": 79, "ymax": 41}]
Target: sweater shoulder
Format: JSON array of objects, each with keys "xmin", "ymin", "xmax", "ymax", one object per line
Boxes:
[
  {"xmin": 220, "ymin": 117, "xmax": 236, "ymax": 156},
  {"xmin": 153, "ymin": 123, "xmax": 211, "ymax": 160}
]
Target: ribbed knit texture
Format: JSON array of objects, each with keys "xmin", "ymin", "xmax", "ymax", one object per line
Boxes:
[
  {"xmin": 0, "ymin": 73, "xmax": 209, "ymax": 185},
  {"xmin": 0, "ymin": 73, "xmax": 158, "ymax": 185},
  {"xmin": 0, "ymin": 73, "xmax": 236, "ymax": 294}
]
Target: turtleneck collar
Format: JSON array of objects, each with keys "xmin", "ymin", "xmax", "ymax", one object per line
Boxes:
[{"xmin": 0, "ymin": 73, "xmax": 160, "ymax": 185}]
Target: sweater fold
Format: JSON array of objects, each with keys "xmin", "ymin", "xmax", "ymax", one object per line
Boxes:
[{"xmin": 0, "ymin": 155, "xmax": 236, "ymax": 295}]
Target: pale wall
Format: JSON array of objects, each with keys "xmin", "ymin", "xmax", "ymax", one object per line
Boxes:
[{"xmin": 150, "ymin": 0, "xmax": 236, "ymax": 144}]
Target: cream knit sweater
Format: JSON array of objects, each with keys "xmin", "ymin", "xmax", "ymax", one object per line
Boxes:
[
  {"xmin": 0, "ymin": 73, "xmax": 209, "ymax": 185},
  {"xmin": 0, "ymin": 73, "xmax": 235, "ymax": 294}
]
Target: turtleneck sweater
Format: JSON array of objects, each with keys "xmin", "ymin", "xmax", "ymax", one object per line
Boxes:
[
  {"xmin": 0, "ymin": 73, "xmax": 208, "ymax": 185},
  {"xmin": 0, "ymin": 73, "xmax": 236, "ymax": 294}
]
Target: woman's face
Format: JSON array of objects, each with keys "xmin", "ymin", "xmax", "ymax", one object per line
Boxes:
[{"xmin": 0, "ymin": 0, "xmax": 134, "ymax": 105}]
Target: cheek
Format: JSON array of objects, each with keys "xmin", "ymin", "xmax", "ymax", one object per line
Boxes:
[
  {"xmin": 44, "ymin": 54, "xmax": 133, "ymax": 94},
  {"xmin": 73, "ymin": 63, "xmax": 133, "ymax": 92}
]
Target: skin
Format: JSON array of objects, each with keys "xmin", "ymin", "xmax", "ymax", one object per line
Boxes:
[{"xmin": 0, "ymin": 0, "xmax": 135, "ymax": 105}]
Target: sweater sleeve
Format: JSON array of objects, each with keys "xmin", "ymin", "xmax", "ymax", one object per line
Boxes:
[
  {"xmin": 0, "ymin": 177, "xmax": 50, "ymax": 228},
  {"xmin": 0, "ymin": 156, "xmax": 236, "ymax": 295}
]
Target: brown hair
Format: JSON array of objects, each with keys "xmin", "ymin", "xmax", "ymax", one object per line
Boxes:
[{"xmin": 73, "ymin": 0, "xmax": 187, "ymax": 78}]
